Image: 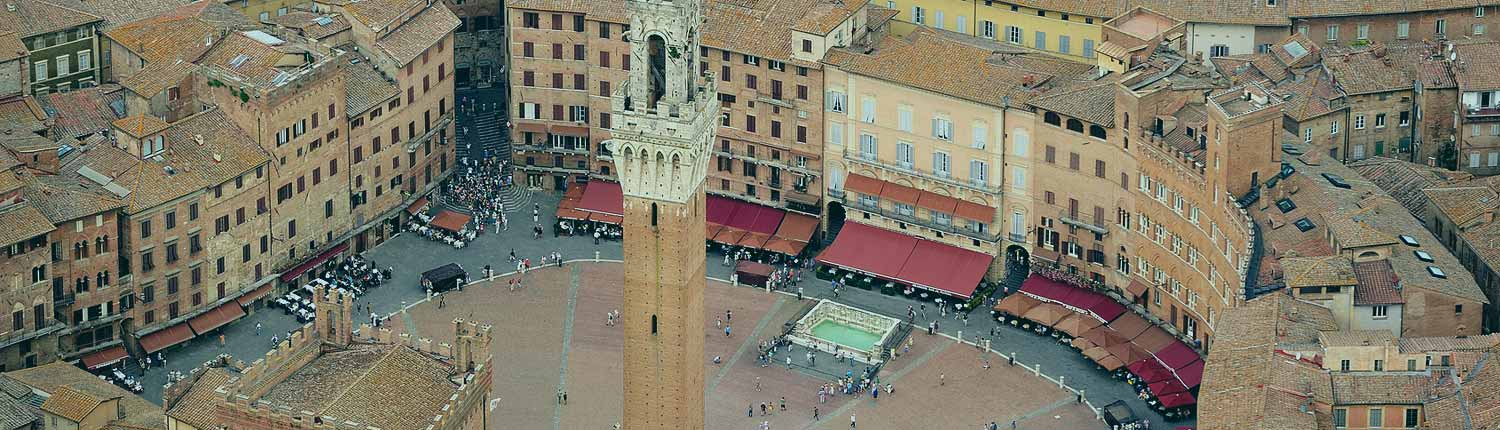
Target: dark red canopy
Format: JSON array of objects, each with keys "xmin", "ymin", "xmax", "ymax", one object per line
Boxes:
[
  {"xmin": 577, "ymin": 180, "xmax": 623, "ymax": 216},
  {"xmin": 1149, "ymin": 378, "xmax": 1189, "ymax": 397},
  {"xmin": 816, "ymin": 222, "xmax": 990, "ymax": 298},
  {"xmin": 1176, "ymin": 359, "xmax": 1205, "ymax": 388},
  {"xmin": 1157, "ymin": 342, "xmax": 1201, "ymax": 370},
  {"xmin": 1158, "ymin": 392, "xmax": 1197, "ymax": 409}
]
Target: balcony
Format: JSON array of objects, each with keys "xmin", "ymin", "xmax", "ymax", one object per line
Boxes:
[
  {"xmin": 0, "ymin": 319, "xmax": 64, "ymax": 350},
  {"xmin": 842, "ymin": 148, "xmax": 1002, "ymax": 194},
  {"xmin": 513, "ymin": 144, "xmax": 590, "ymax": 156},
  {"xmin": 1009, "ymin": 232, "xmax": 1027, "ymax": 243},
  {"xmin": 712, "ymin": 147, "xmax": 820, "ymax": 177},
  {"xmin": 1058, "ymin": 209, "xmax": 1110, "ymax": 236},
  {"xmin": 53, "ymin": 293, "xmax": 75, "ymax": 308},
  {"xmin": 405, "ymin": 113, "xmax": 455, "ymax": 153},
  {"xmin": 1465, "ymin": 106, "xmax": 1500, "ymax": 118}
]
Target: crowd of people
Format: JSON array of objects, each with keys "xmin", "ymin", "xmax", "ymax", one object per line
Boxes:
[{"xmin": 442, "ymin": 157, "xmax": 511, "ymax": 228}]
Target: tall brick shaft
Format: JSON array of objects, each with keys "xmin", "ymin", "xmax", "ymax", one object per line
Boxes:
[{"xmin": 608, "ymin": 0, "xmax": 718, "ymax": 428}]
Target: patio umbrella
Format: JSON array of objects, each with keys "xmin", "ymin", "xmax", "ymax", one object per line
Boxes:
[
  {"xmin": 1054, "ymin": 313, "xmax": 1104, "ymax": 337},
  {"xmin": 1096, "ymin": 355, "xmax": 1126, "ymax": 372},
  {"xmin": 1132, "ymin": 327, "xmax": 1177, "ymax": 354},
  {"xmin": 1108, "ymin": 312, "xmax": 1152, "ymax": 340},
  {"xmin": 1023, "ymin": 302, "xmax": 1071, "ymax": 326},
  {"xmin": 1082, "ymin": 327, "xmax": 1130, "ymax": 348},
  {"xmin": 1070, "ymin": 337, "xmax": 1097, "ymax": 350},
  {"xmin": 1082, "ymin": 346, "xmax": 1113, "ymax": 363},
  {"xmin": 995, "ymin": 294, "xmax": 1043, "ymax": 316},
  {"xmin": 1158, "ymin": 392, "xmax": 1197, "ymax": 409},
  {"xmin": 1136, "ymin": 361, "xmax": 1176, "ymax": 384},
  {"xmin": 1107, "ymin": 343, "xmax": 1152, "ymax": 365},
  {"xmin": 1149, "ymin": 379, "xmax": 1189, "ymax": 397}
]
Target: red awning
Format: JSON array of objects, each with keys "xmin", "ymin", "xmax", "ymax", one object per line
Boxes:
[
  {"xmin": 915, "ymin": 192, "xmax": 958, "ymax": 214},
  {"xmin": 236, "ymin": 283, "xmax": 274, "ymax": 307},
  {"xmin": 588, "ymin": 213, "xmax": 623, "ymax": 225},
  {"xmin": 81, "ymin": 346, "xmax": 128, "ymax": 370},
  {"xmin": 551, "ymin": 124, "xmax": 590, "ymax": 136},
  {"xmin": 1176, "ymin": 359, "xmax": 1205, "ymax": 388},
  {"xmin": 843, "ymin": 173, "xmax": 883, "ymax": 196},
  {"xmin": 738, "ymin": 232, "xmax": 770, "ymax": 249},
  {"xmin": 880, "ymin": 182, "xmax": 920, "ymax": 205},
  {"xmin": 817, "ymin": 222, "xmax": 918, "ymax": 285},
  {"xmin": 578, "ymin": 180, "xmax": 623, "ymax": 216},
  {"xmin": 897, "ymin": 240, "xmax": 992, "ymax": 298},
  {"xmin": 513, "ymin": 121, "xmax": 547, "ymax": 134},
  {"xmin": 1156, "ymin": 342, "xmax": 1201, "ymax": 370},
  {"xmin": 430, "ymin": 210, "xmax": 472, "ymax": 232},
  {"xmin": 1020, "ymin": 275, "xmax": 1073, "ymax": 302},
  {"xmin": 563, "ymin": 185, "xmax": 585, "ymax": 202},
  {"xmin": 706, "ymin": 224, "xmax": 724, "ymax": 239},
  {"xmin": 1126, "ymin": 278, "xmax": 1150, "ymax": 297},
  {"xmin": 556, "ymin": 208, "xmax": 590, "ymax": 220},
  {"xmin": 954, "ymin": 200, "xmax": 995, "ymax": 222},
  {"xmin": 707, "ymin": 195, "xmax": 737, "ymax": 225},
  {"xmin": 772, "ymin": 212, "xmax": 818, "ymax": 242},
  {"xmin": 406, "ymin": 197, "xmax": 429, "ymax": 214},
  {"xmin": 713, "ymin": 228, "xmax": 748, "ymax": 245},
  {"xmin": 751, "ymin": 207, "xmax": 785, "ymax": 235},
  {"xmin": 188, "ymin": 302, "xmax": 246, "ymax": 335},
  {"xmin": 279, "ymin": 243, "xmax": 349, "ymax": 282},
  {"xmin": 762, "ymin": 238, "xmax": 807, "ymax": 256},
  {"xmin": 1157, "ymin": 392, "xmax": 1196, "ymax": 409},
  {"xmin": 1131, "ymin": 358, "xmax": 1175, "ymax": 383},
  {"xmin": 816, "ymin": 222, "xmax": 990, "ymax": 298},
  {"xmin": 140, "ymin": 324, "xmax": 194, "ymax": 354}
]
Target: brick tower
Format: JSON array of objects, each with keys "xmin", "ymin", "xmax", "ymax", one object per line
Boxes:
[{"xmin": 608, "ymin": 0, "xmax": 717, "ymax": 427}]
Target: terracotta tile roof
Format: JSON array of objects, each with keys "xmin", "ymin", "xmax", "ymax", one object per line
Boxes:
[
  {"xmin": 69, "ymin": 0, "xmax": 195, "ymax": 30},
  {"xmin": 110, "ymin": 108, "xmax": 270, "ymax": 213},
  {"xmin": 111, "ymin": 115, "xmax": 169, "ymax": 139},
  {"xmin": 1132, "ymin": 0, "xmax": 1290, "ymax": 26},
  {"xmin": 1423, "ymin": 347, "xmax": 1500, "ymax": 430},
  {"xmin": 260, "ymin": 344, "xmax": 460, "ymax": 428},
  {"xmin": 120, "ymin": 59, "xmax": 196, "ymax": 98},
  {"xmin": 0, "ymin": 96, "xmax": 49, "ymax": 134},
  {"xmin": 59, "ymin": 139, "xmax": 137, "ymax": 180},
  {"xmin": 1400, "ymin": 334, "xmax": 1500, "ymax": 353},
  {"xmin": 1325, "ymin": 210, "xmax": 1399, "ymax": 249},
  {"xmin": 1268, "ymin": 142, "xmax": 1489, "ymax": 305},
  {"xmin": 21, "ymin": 174, "xmax": 123, "ymax": 223},
  {"xmin": 824, "ymin": 28, "xmax": 1081, "ymax": 109},
  {"xmin": 1199, "ymin": 294, "xmax": 1337, "ymax": 430},
  {"xmin": 164, "ymin": 367, "xmax": 234, "ymax": 430},
  {"xmin": 1325, "ymin": 43, "xmax": 1455, "ymax": 95},
  {"xmin": 1, "ymin": 362, "xmax": 163, "ymax": 429},
  {"xmin": 40, "ymin": 384, "xmax": 108, "ymax": 422},
  {"xmin": 37, "ymin": 84, "xmax": 124, "ymax": 140},
  {"xmin": 1453, "ymin": 40, "xmax": 1500, "ymax": 90},
  {"xmin": 0, "ymin": 202, "xmax": 55, "ymax": 246},
  {"xmin": 1290, "ymin": 0, "xmax": 1499, "ymax": 17},
  {"xmin": 1281, "ymin": 256, "xmax": 1356, "ymax": 287},
  {"xmin": 1330, "ymin": 373, "xmax": 1426, "ymax": 405},
  {"xmin": 267, "ymin": 11, "xmax": 351, "ymax": 40},
  {"xmin": 1424, "ymin": 186, "xmax": 1498, "ymax": 227},
  {"xmin": 0, "ymin": 130, "xmax": 58, "ymax": 153},
  {"xmin": 0, "ymin": 0, "xmax": 101, "ymax": 38},
  {"xmin": 0, "ymin": 31, "xmax": 26, "ymax": 62},
  {"xmin": 198, "ymin": 31, "xmax": 322, "ymax": 87},
  {"xmin": 1353, "ymin": 259, "xmax": 1405, "ymax": 305},
  {"xmin": 373, "ymin": 2, "xmax": 460, "ymax": 66},
  {"xmin": 341, "ymin": 59, "xmax": 399, "ymax": 116},
  {"xmin": 343, "ymin": 0, "xmax": 428, "ymax": 30},
  {"xmin": 103, "ymin": 1, "xmax": 251, "ymax": 64},
  {"xmin": 1028, "ymin": 82, "xmax": 1118, "ymax": 127},
  {"xmin": 1349, "ymin": 156, "xmax": 1471, "ymax": 218},
  {"xmin": 1319, "ymin": 329, "xmax": 1397, "ymax": 347},
  {"xmin": 1279, "ymin": 70, "xmax": 1345, "ymax": 122}
]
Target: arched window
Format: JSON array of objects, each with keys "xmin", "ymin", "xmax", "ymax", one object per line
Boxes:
[
  {"xmin": 1043, "ymin": 112, "xmax": 1061, "ymax": 126},
  {"xmin": 1089, "ymin": 125, "xmax": 1107, "ymax": 139},
  {"xmin": 1066, "ymin": 119, "xmax": 1084, "ymax": 133}
]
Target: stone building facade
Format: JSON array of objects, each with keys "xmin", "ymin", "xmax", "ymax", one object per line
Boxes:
[
  {"xmin": 446, "ymin": 0, "xmax": 506, "ymax": 89},
  {"xmin": 506, "ymin": 0, "xmax": 866, "ymax": 219}
]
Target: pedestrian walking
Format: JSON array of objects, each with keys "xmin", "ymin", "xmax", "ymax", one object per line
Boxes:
[
  {"xmin": 255, "ymin": 322, "xmax": 262, "ymax": 336},
  {"xmin": 755, "ymin": 376, "xmax": 762, "ymax": 391},
  {"xmin": 780, "ymin": 397, "xmax": 786, "ymax": 412},
  {"xmin": 725, "ymin": 325, "xmax": 732, "ymax": 337},
  {"xmin": 726, "ymin": 309, "xmax": 733, "ymax": 321},
  {"xmin": 940, "ymin": 373, "xmax": 945, "ymax": 386},
  {"xmin": 716, "ymin": 317, "xmax": 722, "ymax": 329},
  {"xmin": 219, "ymin": 334, "xmax": 226, "ymax": 348},
  {"xmin": 850, "ymin": 413, "xmax": 856, "ymax": 429},
  {"xmin": 814, "ymin": 407, "xmax": 819, "ymax": 421}
]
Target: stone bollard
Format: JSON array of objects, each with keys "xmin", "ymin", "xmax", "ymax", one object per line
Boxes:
[
  {"xmin": 594, "ymin": 251, "xmax": 600, "ymax": 261},
  {"xmin": 957, "ymin": 331, "xmax": 962, "ymax": 343},
  {"xmin": 1034, "ymin": 364, "xmax": 1041, "ymax": 377},
  {"xmin": 1058, "ymin": 375, "xmax": 1066, "ymax": 389}
]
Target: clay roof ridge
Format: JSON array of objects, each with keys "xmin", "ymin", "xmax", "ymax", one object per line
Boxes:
[{"xmin": 314, "ymin": 345, "xmax": 400, "ymax": 418}]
